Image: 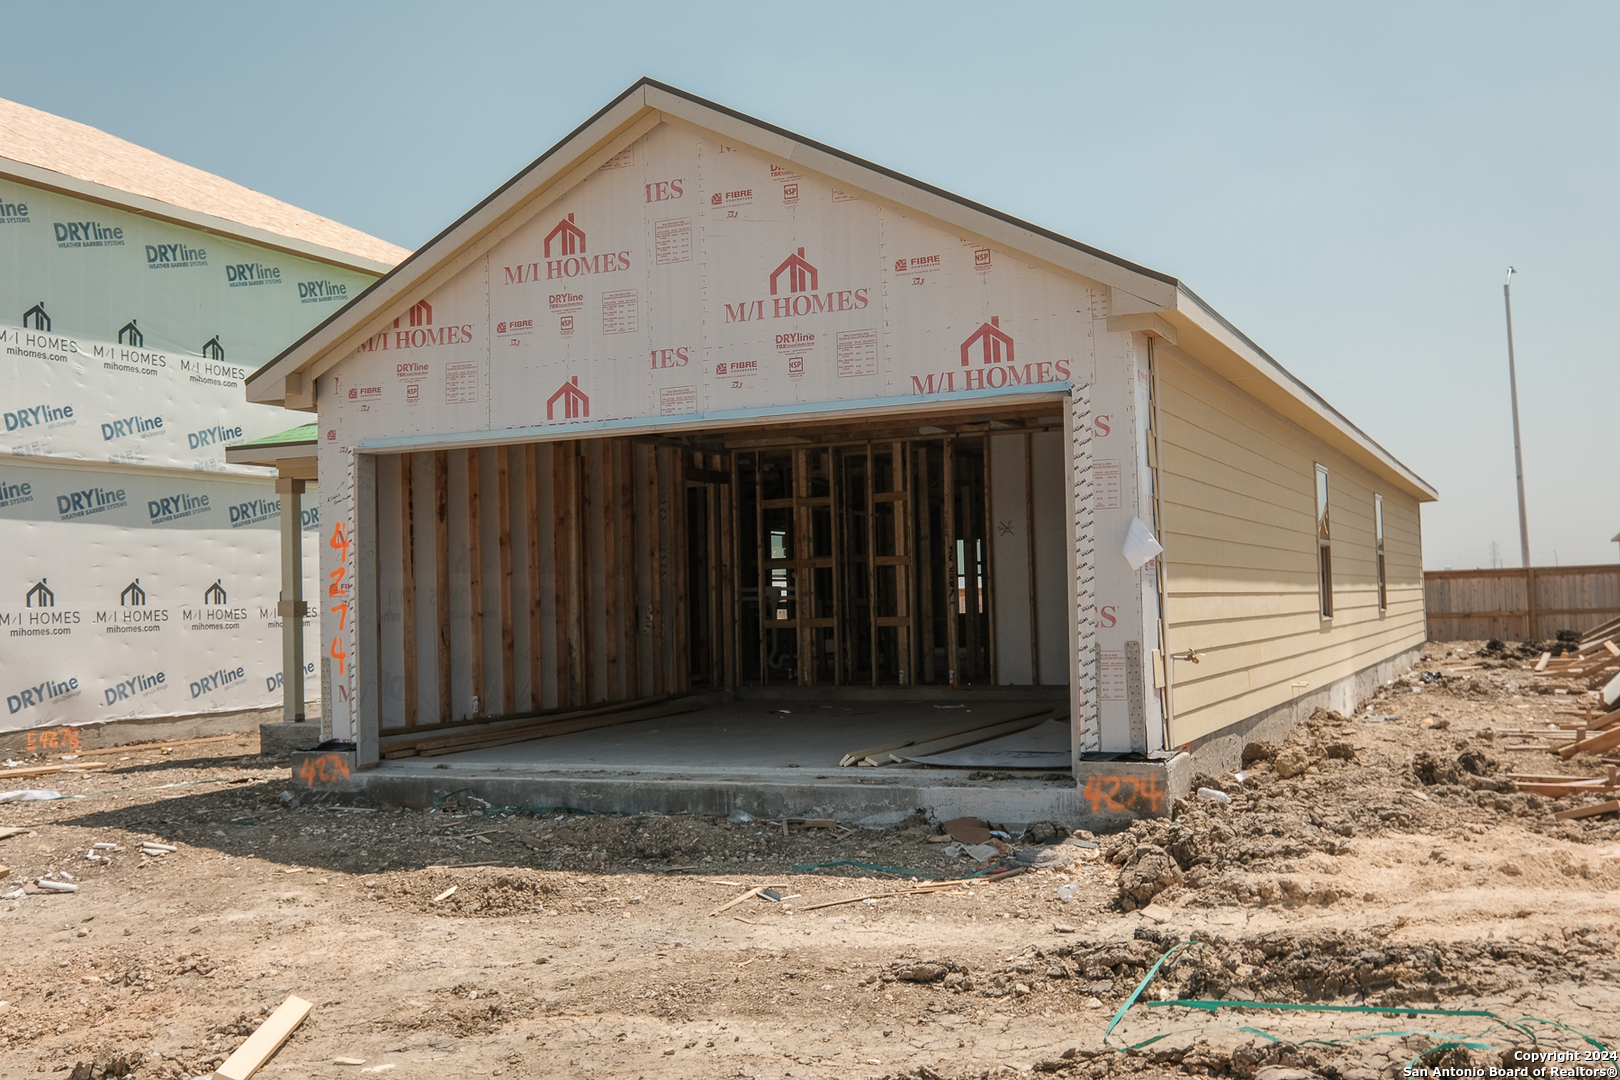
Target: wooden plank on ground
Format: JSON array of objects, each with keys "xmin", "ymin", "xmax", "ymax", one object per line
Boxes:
[
  {"xmin": 1554, "ymin": 800, "xmax": 1620, "ymax": 820},
  {"xmin": 886, "ymin": 711, "xmax": 1056, "ymax": 763},
  {"xmin": 60, "ymin": 734, "xmax": 243, "ymax": 757},
  {"xmin": 210, "ymin": 993, "xmax": 312, "ymax": 1080},
  {"xmin": 415, "ymin": 700, "xmax": 702, "ymax": 757},
  {"xmin": 1560, "ymin": 724, "xmax": 1620, "ymax": 758},
  {"xmin": 379, "ymin": 694, "xmax": 677, "ymax": 753},
  {"xmin": 1534, "ymin": 652, "xmax": 1551, "ymax": 672},
  {"xmin": 0, "ymin": 761, "xmax": 110, "ymax": 780},
  {"xmin": 839, "ymin": 708, "xmax": 1053, "ymax": 767}
]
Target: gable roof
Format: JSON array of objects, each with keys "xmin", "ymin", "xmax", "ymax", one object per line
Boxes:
[
  {"xmin": 246, "ymin": 78, "xmax": 1435, "ymax": 502},
  {"xmin": 0, "ymin": 96, "xmax": 408, "ymax": 272}
]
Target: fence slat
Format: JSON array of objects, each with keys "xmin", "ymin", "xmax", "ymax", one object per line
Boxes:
[{"xmin": 1426, "ymin": 565, "xmax": 1620, "ymax": 641}]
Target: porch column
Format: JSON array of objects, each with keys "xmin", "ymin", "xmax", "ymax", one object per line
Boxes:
[{"xmin": 276, "ymin": 477, "xmax": 307, "ymax": 722}]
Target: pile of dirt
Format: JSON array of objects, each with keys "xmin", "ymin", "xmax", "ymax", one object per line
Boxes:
[
  {"xmin": 366, "ymin": 866, "xmax": 560, "ymax": 916},
  {"xmin": 1102, "ymin": 706, "xmax": 1620, "ymax": 913}
]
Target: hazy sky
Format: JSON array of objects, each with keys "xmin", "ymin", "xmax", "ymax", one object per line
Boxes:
[{"xmin": 5, "ymin": 2, "xmax": 1614, "ymax": 569}]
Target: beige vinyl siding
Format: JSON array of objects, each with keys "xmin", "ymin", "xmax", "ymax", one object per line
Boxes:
[{"xmin": 1158, "ymin": 349, "xmax": 1425, "ymax": 743}]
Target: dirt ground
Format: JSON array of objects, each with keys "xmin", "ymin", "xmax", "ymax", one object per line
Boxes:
[{"xmin": 1, "ymin": 640, "xmax": 1617, "ymax": 1080}]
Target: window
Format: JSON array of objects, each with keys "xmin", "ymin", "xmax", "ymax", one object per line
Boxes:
[
  {"xmin": 1315, "ymin": 464, "xmax": 1332, "ymax": 619},
  {"xmin": 1374, "ymin": 494, "xmax": 1387, "ymax": 613}
]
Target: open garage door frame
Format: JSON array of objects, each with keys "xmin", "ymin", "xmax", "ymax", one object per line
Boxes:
[{"xmin": 348, "ymin": 385, "xmax": 1095, "ymax": 772}]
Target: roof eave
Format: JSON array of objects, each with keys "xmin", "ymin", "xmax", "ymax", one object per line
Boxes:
[{"xmin": 0, "ymin": 156, "xmax": 397, "ymax": 276}]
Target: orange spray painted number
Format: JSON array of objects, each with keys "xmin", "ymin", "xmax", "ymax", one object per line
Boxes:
[
  {"xmin": 298, "ymin": 753, "xmax": 351, "ymax": 786},
  {"xmin": 327, "ymin": 522, "xmax": 351, "ymax": 675},
  {"xmin": 25, "ymin": 728, "xmax": 82, "ymax": 753},
  {"xmin": 1083, "ymin": 772, "xmax": 1165, "ymax": 815}
]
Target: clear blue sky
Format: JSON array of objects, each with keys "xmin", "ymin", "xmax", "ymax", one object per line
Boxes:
[{"xmin": 6, "ymin": 2, "xmax": 1614, "ymax": 569}]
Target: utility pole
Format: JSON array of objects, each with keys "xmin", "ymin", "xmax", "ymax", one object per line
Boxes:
[{"xmin": 1503, "ymin": 268, "xmax": 1531, "ymax": 569}]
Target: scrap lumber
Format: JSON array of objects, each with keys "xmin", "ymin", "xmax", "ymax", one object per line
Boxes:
[
  {"xmin": 210, "ymin": 993, "xmax": 312, "ymax": 1080},
  {"xmin": 839, "ymin": 708, "xmax": 1054, "ymax": 767},
  {"xmin": 0, "ymin": 761, "xmax": 109, "ymax": 780},
  {"xmin": 1553, "ymin": 800, "xmax": 1620, "ymax": 821},
  {"xmin": 66, "ymin": 734, "xmax": 244, "ymax": 757},
  {"xmin": 414, "ymin": 700, "xmax": 702, "ymax": 757},
  {"xmin": 801, "ymin": 879, "xmax": 965, "ymax": 911},
  {"xmin": 1513, "ymin": 781, "xmax": 1616, "ymax": 798},
  {"xmin": 378, "ymin": 696, "xmax": 692, "ymax": 758},
  {"xmin": 886, "ymin": 714, "xmax": 1060, "ymax": 764},
  {"xmin": 1534, "ymin": 652, "xmax": 1551, "ymax": 672},
  {"xmin": 1558, "ymin": 724, "xmax": 1620, "ymax": 759},
  {"xmin": 709, "ymin": 887, "xmax": 767, "ymax": 916},
  {"xmin": 380, "ymin": 694, "xmax": 676, "ymax": 749}
]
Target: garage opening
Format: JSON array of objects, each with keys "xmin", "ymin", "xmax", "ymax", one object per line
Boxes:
[{"xmin": 369, "ymin": 404, "xmax": 1073, "ymax": 744}]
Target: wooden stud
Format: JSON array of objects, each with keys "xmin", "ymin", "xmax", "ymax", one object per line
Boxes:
[
  {"xmin": 497, "ymin": 445, "xmax": 514, "ymax": 716},
  {"xmin": 831, "ymin": 448, "xmax": 845, "ymax": 686},
  {"xmin": 433, "ymin": 450, "xmax": 451, "ymax": 723},
  {"xmin": 723, "ymin": 451, "xmax": 740, "ymax": 690},
  {"xmin": 756, "ymin": 451, "xmax": 768, "ymax": 686},
  {"xmin": 466, "ymin": 448, "xmax": 485, "ymax": 719},
  {"xmin": 897, "ymin": 440, "xmax": 914, "ymax": 686},
  {"xmin": 916, "ymin": 444, "xmax": 936, "ymax": 684},
  {"xmin": 708, "ymin": 458, "xmax": 724, "ymax": 688},
  {"xmin": 648, "ymin": 445, "xmax": 666, "ymax": 696},
  {"xmin": 961, "ymin": 446, "xmax": 981, "ymax": 681},
  {"xmin": 865, "ymin": 443, "xmax": 878, "ymax": 685},
  {"xmin": 400, "ymin": 453, "xmax": 418, "ymax": 727},
  {"xmin": 795, "ymin": 448, "xmax": 812, "ymax": 685},
  {"xmin": 577, "ymin": 442, "xmax": 594, "ymax": 704},
  {"xmin": 603, "ymin": 441, "xmax": 620, "ymax": 701},
  {"xmin": 1025, "ymin": 432, "xmax": 1040, "ymax": 686},
  {"xmin": 553, "ymin": 441, "xmax": 572, "ymax": 706},
  {"xmin": 982, "ymin": 434, "xmax": 997, "ymax": 686},
  {"xmin": 943, "ymin": 437, "xmax": 959, "ymax": 689},
  {"xmin": 674, "ymin": 451, "xmax": 690, "ymax": 693},
  {"xmin": 525, "ymin": 443, "xmax": 543, "ymax": 712},
  {"xmin": 621, "ymin": 440, "xmax": 640, "ymax": 698}
]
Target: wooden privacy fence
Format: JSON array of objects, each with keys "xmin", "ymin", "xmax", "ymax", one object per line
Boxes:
[{"xmin": 1425, "ymin": 564, "xmax": 1620, "ymax": 642}]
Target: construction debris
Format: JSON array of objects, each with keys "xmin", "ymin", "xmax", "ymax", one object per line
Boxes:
[
  {"xmin": 379, "ymin": 696, "xmax": 699, "ymax": 758},
  {"xmin": 838, "ymin": 707, "xmax": 1053, "ymax": 767},
  {"xmin": 209, "ymin": 993, "xmax": 312, "ymax": 1080}
]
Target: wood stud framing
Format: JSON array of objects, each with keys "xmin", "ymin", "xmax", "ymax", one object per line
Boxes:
[{"xmin": 373, "ymin": 428, "xmax": 1016, "ymax": 732}]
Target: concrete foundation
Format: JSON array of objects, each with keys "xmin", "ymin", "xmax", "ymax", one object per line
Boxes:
[
  {"xmin": 0, "ymin": 704, "xmax": 309, "ymax": 756},
  {"xmin": 287, "ymin": 696, "xmax": 1191, "ymax": 830},
  {"xmin": 1179, "ymin": 644, "xmax": 1424, "ymax": 776},
  {"xmin": 260, "ymin": 721, "xmax": 324, "ymax": 757},
  {"xmin": 282, "ymin": 648, "xmax": 1418, "ymax": 830}
]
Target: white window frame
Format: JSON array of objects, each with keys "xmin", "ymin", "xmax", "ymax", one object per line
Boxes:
[
  {"xmin": 1315, "ymin": 463, "xmax": 1332, "ymax": 620},
  {"xmin": 1374, "ymin": 493, "xmax": 1387, "ymax": 614}
]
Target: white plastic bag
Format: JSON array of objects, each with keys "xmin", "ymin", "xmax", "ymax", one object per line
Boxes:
[
  {"xmin": 0, "ymin": 790, "xmax": 60, "ymax": 803},
  {"xmin": 1122, "ymin": 516, "xmax": 1163, "ymax": 571}
]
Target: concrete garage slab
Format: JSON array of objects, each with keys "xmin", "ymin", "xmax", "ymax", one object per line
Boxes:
[
  {"xmin": 440, "ymin": 698, "xmax": 1055, "ymax": 771},
  {"xmin": 292, "ymin": 696, "xmax": 1189, "ymax": 830}
]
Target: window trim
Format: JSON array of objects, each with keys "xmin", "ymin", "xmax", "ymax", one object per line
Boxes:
[{"xmin": 1315, "ymin": 463, "xmax": 1332, "ymax": 620}]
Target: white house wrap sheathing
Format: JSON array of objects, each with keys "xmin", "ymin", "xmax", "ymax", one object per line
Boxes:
[
  {"xmin": 310, "ymin": 121, "xmax": 1160, "ymax": 754},
  {"xmin": 0, "ymin": 176, "xmax": 385, "ymax": 732}
]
